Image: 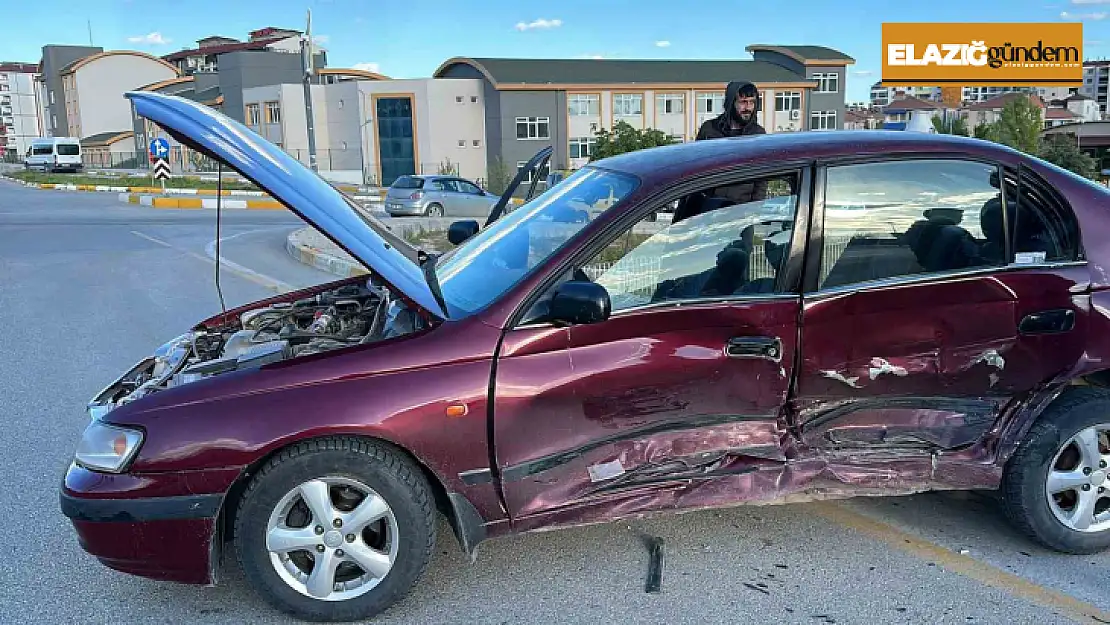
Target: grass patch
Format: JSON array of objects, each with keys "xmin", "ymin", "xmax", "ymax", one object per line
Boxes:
[
  {"xmin": 7, "ymin": 170, "xmax": 259, "ymax": 191},
  {"xmin": 401, "ymin": 226, "xmax": 450, "ymax": 253}
]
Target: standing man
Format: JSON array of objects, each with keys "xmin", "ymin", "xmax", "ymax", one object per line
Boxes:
[
  {"xmin": 674, "ymin": 81, "xmax": 768, "ymax": 223},
  {"xmin": 696, "ymin": 80, "xmax": 766, "ymax": 140}
]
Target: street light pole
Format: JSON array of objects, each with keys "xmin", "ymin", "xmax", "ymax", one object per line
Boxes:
[{"xmin": 302, "ymin": 8, "xmax": 319, "ymax": 172}]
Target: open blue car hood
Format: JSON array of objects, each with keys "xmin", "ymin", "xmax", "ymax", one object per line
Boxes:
[{"xmin": 126, "ymin": 91, "xmax": 447, "ymax": 320}]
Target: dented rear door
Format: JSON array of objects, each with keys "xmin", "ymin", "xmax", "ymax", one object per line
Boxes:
[{"xmin": 791, "ymin": 156, "xmax": 1087, "ymax": 459}]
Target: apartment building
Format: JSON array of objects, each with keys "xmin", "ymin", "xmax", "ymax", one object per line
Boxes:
[
  {"xmin": 433, "ymin": 45, "xmax": 854, "ymax": 175},
  {"xmin": 163, "ymin": 27, "xmax": 305, "ymax": 75},
  {"xmin": 0, "ymin": 62, "xmax": 41, "ymax": 157},
  {"xmin": 129, "ymin": 49, "xmax": 329, "ymax": 159},
  {"xmin": 34, "ymin": 45, "xmax": 179, "ymax": 140},
  {"xmin": 1081, "ymin": 61, "xmax": 1110, "ymax": 115}
]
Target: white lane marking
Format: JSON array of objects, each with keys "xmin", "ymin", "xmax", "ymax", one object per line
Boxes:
[
  {"xmin": 204, "ymin": 227, "xmax": 302, "ymax": 293},
  {"xmin": 130, "ymin": 229, "xmax": 293, "ymax": 294}
]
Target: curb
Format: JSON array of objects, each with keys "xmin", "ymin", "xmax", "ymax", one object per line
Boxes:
[
  {"xmin": 119, "ymin": 193, "xmax": 285, "ymax": 210},
  {"xmin": 285, "ymin": 232, "xmax": 368, "ymax": 278},
  {"xmin": 3, "ymin": 176, "xmax": 264, "ymax": 196}
]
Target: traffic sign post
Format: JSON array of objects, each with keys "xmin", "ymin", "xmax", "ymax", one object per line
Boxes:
[{"xmin": 148, "ymin": 138, "xmax": 171, "ymax": 190}]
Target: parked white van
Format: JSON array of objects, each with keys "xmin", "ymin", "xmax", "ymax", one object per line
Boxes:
[{"xmin": 24, "ymin": 137, "xmax": 83, "ymax": 173}]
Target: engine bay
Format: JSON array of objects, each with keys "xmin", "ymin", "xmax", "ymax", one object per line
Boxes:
[{"xmin": 89, "ymin": 278, "xmax": 422, "ymax": 415}]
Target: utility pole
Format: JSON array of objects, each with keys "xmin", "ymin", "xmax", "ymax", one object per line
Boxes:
[{"xmin": 301, "ymin": 8, "xmax": 319, "ymax": 172}]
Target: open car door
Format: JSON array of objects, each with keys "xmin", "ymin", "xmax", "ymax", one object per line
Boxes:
[{"xmin": 446, "ymin": 146, "xmax": 553, "ymax": 247}]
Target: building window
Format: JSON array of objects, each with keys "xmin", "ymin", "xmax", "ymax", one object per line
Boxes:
[
  {"xmin": 656, "ymin": 93, "xmax": 684, "ymax": 115},
  {"xmin": 456, "ymin": 96, "xmax": 463, "ymax": 103},
  {"xmin": 568, "ymin": 94, "xmax": 599, "ymax": 116},
  {"xmin": 264, "ymin": 101, "xmax": 281, "ymax": 124},
  {"xmin": 613, "ymin": 93, "xmax": 643, "ymax": 117},
  {"xmin": 458, "ymin": 139, "xmax": 466, "ymax": 147},
  {"xmin": 471, "ymin": 95, "xmax": 478, "ymax": 103},
  {"xmin": 812, "ymin": 73, "xmax": 839, "ymax": 93},
  {"xmin": 472, "ymin": 139, "xmax": 480, "ymax": 147},
  {"xmin": 517, "ymin": 160, "xmax": 550, "ymax": 183},
  {"xmin": 569, "ymin": 136, "xmax": 597, "ymax": 159},
  {"xmin": 696, "ymin": 92, "xmax": 724, "ymax": 114},
  {"xmin": 245, "ymin": 103, "xmax": 261, "ymax": 125},
  {"xmin": 810, "ymin": 110, "xmax": 837, "ymax": 130},
  {"xmin": 775, "ymin": 91, "xmax": 801, "ymax": 111},
  {"xmin": 515, "ymin": 116, "xmax": 550, "ymax": 140}
]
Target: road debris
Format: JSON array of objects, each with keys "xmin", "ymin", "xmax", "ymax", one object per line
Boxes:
[{"xmin": 644, "ymin": 536, "xmax": 664, "ymax": 594}]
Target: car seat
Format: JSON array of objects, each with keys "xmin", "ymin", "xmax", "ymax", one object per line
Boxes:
[{"xmin": 904, "ymin": 217, "xmax": 981, "ymax": 273}]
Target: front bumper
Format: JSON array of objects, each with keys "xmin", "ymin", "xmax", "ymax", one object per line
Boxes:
[{"xmin": 60, "ymin": 462, "xmax": 235, "ymax": 585}]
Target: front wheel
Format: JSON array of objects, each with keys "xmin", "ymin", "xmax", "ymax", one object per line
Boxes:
[
  {"xmin": 1002, "ymin": 387, "xmax": 1110, "ymax": 554},
  {"xmin": 233, "ymin": 437, "xmax": 436, "ymax": 622}
]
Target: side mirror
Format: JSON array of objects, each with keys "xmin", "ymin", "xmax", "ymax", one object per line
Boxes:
[
  {"xmin": 550, "ymin": 280, "xmax": 610, "ymax": 325},
  {"xmin": 447, "ymin": 220, "xmax": 480, "ymax": 246}
]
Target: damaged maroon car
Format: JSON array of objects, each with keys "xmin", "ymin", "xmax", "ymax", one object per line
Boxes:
[{"xmin": 62, "ymin": 91, "xmax": 1110, "ymax": 622}]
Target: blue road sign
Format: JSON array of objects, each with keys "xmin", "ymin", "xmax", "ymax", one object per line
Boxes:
[{"xmin": 149, "ymin": 137, "xmax": 170, "ymax": 159}]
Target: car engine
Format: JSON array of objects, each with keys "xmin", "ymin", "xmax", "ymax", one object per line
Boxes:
[{"xmin": 89, "ymin": 279, "xmax": 422, "ymax": 416}]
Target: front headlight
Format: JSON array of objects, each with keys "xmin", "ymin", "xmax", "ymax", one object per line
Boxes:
[{"xmin": 75, "ymin": 422, "xmax": 144, "ymax": 473}]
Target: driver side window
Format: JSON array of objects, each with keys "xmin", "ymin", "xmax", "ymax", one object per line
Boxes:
[{"xmin": 576, "ymin": 171, "xmax": 802, "ymax": 313}]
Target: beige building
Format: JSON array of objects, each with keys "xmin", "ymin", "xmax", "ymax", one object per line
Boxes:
[
  {"xmin": 242, "ymin": 75, "xmax": 488, "ymax": 185},
  {"xmin": 57, "ymin": 51, "xmax": 178, "ymax": 139}
]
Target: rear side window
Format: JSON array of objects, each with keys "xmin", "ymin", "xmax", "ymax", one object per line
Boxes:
[
  {"xmin": 392, "ymin": 176, "xmax": 424, "ymax": 189},
  {"xmin": 817, "ymin": 158, "xmax": 1006, "ymax": 290},
  {"xmin": 56, "ymin": 144, "xmax": 79, "ymax": 155},
  {"xmin": 998, "ymin": 166, "xmax": 1082, "ymax": 264},
  {"xmin": 32, "ymin": 145, "xmax": 52, "ymax": 155}
]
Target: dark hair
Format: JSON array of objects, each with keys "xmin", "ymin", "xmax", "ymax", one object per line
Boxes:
[{"xmin": 738, "ymin": 83, "xmax": 758, "ymax": 99}]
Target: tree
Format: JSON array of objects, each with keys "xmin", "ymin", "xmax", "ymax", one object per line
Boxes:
[
  {"xmin": 931, "ymin": 114, "xmax": 969, "ymax": 136},
  {"xmin": 973, "ymin": 121, "xmax": 999, "ymax": 142},
  {"xmin": 1038, "ymin": 134, "xmax": 1099, "ymax": 180},
  {"xmin": 590, "ymin": 121, "xmax": 677, "ymax": 161},
  {"xmin": 994, "ymin": 96, "xmax": 1043, "ymax": 154},
  {"xmin": 485, "ymin": 156, "xmax": 513, "ymax": 195}
]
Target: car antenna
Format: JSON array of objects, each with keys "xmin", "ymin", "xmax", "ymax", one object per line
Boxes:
[{"xmin": 215, "ymin": 162, "xmax": 227, "ymax": 317}]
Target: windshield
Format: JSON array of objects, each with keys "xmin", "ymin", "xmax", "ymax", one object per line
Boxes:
[
  {"xmin": 432, "ymin": 166, "xmax": 639, "ymax": 316},
  {"xmin": 56, "ymin": 144, "xmax": 80, "ymax": 155}
]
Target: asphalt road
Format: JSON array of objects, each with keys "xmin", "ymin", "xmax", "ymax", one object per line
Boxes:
[{"xmin": 4, "ymin": 181, "xmax": 1110, "ymax": 624}]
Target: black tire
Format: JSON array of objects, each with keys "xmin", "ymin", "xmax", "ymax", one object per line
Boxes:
[
  {"xmin": 233, "ymin": 437, "xmax": 436, "ymax": 622},
  {"xmin": 1001, "ymin": 386, "xmax": 1110, "ymax": 554},
  {"xmin": 426, "ymin": 203, "xmax": 444, "ymax": 218}
]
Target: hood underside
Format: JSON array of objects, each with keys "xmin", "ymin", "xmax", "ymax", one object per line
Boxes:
[{"xmin": 125, "ymin": 90, "xmax": 448, "ymax": 320}]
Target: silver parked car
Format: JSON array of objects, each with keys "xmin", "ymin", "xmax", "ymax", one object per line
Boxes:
[{"xmin": 384, "ymin": 174, "xmax": 499, "ymax": 218}]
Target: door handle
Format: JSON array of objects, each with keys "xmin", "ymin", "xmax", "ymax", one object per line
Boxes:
[
  {"xmin": 725, "ymin": 336, "xmax": 782, "ymax": 361},
  {"xmin": 1019, "ymin": 309, "xmax": 1075, "ymax": 335}
]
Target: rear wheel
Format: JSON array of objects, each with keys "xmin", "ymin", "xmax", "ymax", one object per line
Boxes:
[
  {"xmin": 1002, "ymin": 387, "xmax": 1110, "ymax": 554},
  {"xmin": 233, "ymin": 437, "xmax": 436, "ymax": 622},
  {"xmin": 426, "ymin": 203, "xmax": 444, "ymax": 218}
]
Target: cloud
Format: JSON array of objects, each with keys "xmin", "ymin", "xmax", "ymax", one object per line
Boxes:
[
  {"xmin": 127, "ymin": 31, "xmax": 171, "ymax": 45},
  {"xmin": 852, "ymin": 69, "xmax": 874, "ymax": 77},
  {"xmin": 1088, "ymin": 39, "xmax": 1106, "ymax": 45},
  {"xmin": 1061, "ymin": 10, "xmax": 1108, "ymax": 18},
  {"xmin": 654, "ymin": 40, "xmax": 671, "ymax": 47},
  {"xmin": 1072, "ymin": 0, "xmax": 1110, "ymax": 4},
  {"xmin": 515, "ymin": 18, "xmax": 562, "ymax": 31},
  {"xmin": 352, "ymin": 62, "xmax": 380, "ymax": 73},
  {"xmin": 312, "ymin": 34, "xmax": 329, "ymax": 45},
  {"xmin": 576, "ymin": 54, "xmax": 606, "ymax": 59}
]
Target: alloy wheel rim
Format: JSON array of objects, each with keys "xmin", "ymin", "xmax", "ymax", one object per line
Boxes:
[
  {"xmin": 1045, "ymin": 424, "xmax": 1110, "ymax": 533},
  {"xmin": 265, "ymin": 476, "xmax": 399, "ymax": 601}
]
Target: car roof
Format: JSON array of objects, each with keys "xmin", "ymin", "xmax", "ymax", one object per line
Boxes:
[{"xmin": 590, "ymin": 130, "xmax": 1023, "ymax": 183}]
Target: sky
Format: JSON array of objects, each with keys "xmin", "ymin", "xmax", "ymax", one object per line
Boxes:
[{"xmin": 3, "ymin": 0, "xmax": 1110, "ymax": 103}]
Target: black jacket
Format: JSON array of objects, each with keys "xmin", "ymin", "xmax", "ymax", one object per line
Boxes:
[{"xmin": 690, "ymin": 80, "xmax": 768, "ymax": 208}]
